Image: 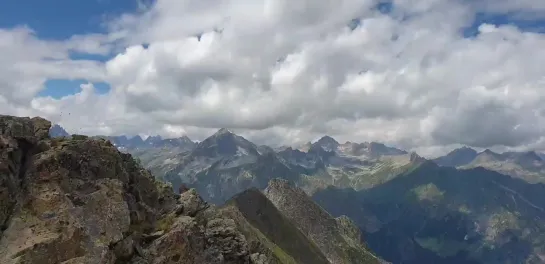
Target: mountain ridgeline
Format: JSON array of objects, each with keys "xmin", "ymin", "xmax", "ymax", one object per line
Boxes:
[
  {"xmin": 1, "ymin": 115, "xmax": 379, "ymax": 264},
  {"xmin": 47, "ymin": 123, "xmax": 545, "ymax": 263}
]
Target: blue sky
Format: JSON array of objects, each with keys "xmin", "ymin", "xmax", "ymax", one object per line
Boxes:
[
  {"xmin": 2, "ymin": 0, "xmax": 545, "ymax": 99},
  {"xmin": 0, "ymin": 0, "xmax": 142, "ymax": 39},
  {"xmin": 0, "ymin": 0, "xmax": 147, "ymax": 99}
]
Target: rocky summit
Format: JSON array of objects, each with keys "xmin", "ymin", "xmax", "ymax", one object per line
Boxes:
[{"xmin": 0, "ymin": 115, "xmax": 257, "ymax": 264}]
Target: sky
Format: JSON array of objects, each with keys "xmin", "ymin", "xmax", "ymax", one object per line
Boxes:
[{"xmin": 1, "ymin": 0, "xmax": 545, "ymax": 157}]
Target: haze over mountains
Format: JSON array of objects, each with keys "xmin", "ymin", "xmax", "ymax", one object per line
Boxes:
[{"xmin": 47, "ymin": 123, "xmax": 545, "ymax": 263}]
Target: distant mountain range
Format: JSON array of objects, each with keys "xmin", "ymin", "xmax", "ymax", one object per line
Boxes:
[
  {"xmin": 434, "ymin": 147, "xmax": 545, "ymax": 183},
  {"xmin": 47, "ymin": 123, "xmax": 545, "ymax": 263},
  {"xmin": 48, "ymin": 124, "xmax": 196, "ymax": 151}
]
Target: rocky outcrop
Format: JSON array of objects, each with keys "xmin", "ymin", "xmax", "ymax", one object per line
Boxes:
[
  {"xmin": 0, "ymin": 115, "xmax": 258, "ymax": 264},
  {"xmin": 264, "ymin": 179, "xmax": 381, "ymax": 264}
]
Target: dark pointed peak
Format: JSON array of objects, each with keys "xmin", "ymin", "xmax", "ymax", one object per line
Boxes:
[
  {"xmin": 145, "ymin": 135, "xmax": 163, "ymax": 142},
  {"xmin": 313, "ymin": 135, "xmax": 340, "ymax": 152},
  {"xmin": 478, "ymin": 149, "xmax": 504, "ymax": 160},
  {"xmin": 194, "ymin": 127, "xmax": 258, "ymax": 157},
  {"xmin": 449, "ymin": 146, "xmax": 477, "ymax": 155},
  {"xmin": 316, "ymin": 135, "xmax": 339, "ymax": 145},
  {"xmin": 409, "ymin": 152, "xmax": 426, "ymax": 163},
  {"xmin": 214, "ymin": 128, "xmax": 233, "ymax": 136},
  {"xmin": 49, "ymin": 124, "xmax": 70, "ymax": 137},
  {"xmin": 482, "ymin": 149, "xmax": 495, "ymax": 154},
  {"xmin": 171, "ymin": 135, "xmax": 194, "ymax": 144}
]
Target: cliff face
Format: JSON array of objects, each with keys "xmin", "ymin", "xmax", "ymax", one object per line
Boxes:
[{"xmin": 0, "ymin": 115, "xmax": 258, "ymax": 264}]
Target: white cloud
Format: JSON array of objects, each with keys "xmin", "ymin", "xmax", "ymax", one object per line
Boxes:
[{"xmin": 2, "ymin": 0, "xmax": 545, "ymax": 155}]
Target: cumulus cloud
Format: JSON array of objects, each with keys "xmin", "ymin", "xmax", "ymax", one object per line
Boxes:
[{"xmin": 2, "ymin": 0, "xmax": 545, "ymax": 156}]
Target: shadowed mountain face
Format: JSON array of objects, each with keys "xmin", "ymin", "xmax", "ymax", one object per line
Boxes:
[
  {"xmin": 313, "ymin": 162, "xmax": 545, "ymax": 264},
  {"xmin": 433, "ymin": 147, "xmax": 478, "ymax": 167},
  {"xmin": 222, "ymin": 188, "xmax": 331, "ymax": 264},
  {"xmin": 264, "ymin": 179, "xmax": 383, "ymax": 264}
]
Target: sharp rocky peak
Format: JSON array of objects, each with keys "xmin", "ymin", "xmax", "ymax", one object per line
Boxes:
[
  {"xmin": 450, "ymin": 146, "xmax": 478, "ymax": 155},
  {"xmin": 193, "ymin": 127, "xmax": 259, "ymax": 157},
  {"xmin": 316, "ymin": 135, "xmax": 339, "ymax": 145},
  {"xmin": 482, "ymin": 149, "xmax": 497, "ymax": 155},
  {"xmin": 214, "ymin": 128, "xmax": 234, "ymax": 136},
  {"xmin": 49, "ymin": 124, "xmax": 70, "ymax": 138}
]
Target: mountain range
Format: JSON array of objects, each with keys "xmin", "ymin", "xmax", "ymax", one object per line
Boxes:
[
  {"xmin": 434, "ymin": 147, "xmax": 545, "ymax": 184},
  {"xmin": 46, "ymin": 124, "xmax": 545, "ymax": 263},
  {"xmin": 1, "ymin": 115, "xmax": 380, "ymax": 264}
]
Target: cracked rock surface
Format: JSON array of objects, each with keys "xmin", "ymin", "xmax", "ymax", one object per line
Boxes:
[{"xmin": 0, "ymin": 115, "xmax": 256, "ymax": 264}]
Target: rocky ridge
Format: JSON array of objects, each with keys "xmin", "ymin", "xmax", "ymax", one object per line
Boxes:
[
  {"xmin": 0, "ymin": 115, "xmax": 261, "ymax": 264},
  {"xmin": 264, "ymin": 179, "xmax": 383, "ymax": 264}
]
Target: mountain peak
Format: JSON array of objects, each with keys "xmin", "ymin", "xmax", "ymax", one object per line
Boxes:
[
  {"xmin": 214, "ymin": 128, "xmax": 233, "ymax": 136},
  {"xmin": 433, "ymin": 146, "xmax": 478, "ymax": 167},
  {"xmin": 317, "ymin": 135, "xmax": 339, "ymax": 144},
  {"xmin": 194, "ymin": 128, "xmax": 259, "ymax": 157},
  {"xmin": 49, "ymin": 124, "xmax": 70, "ymax": 138},
  {"xmin": 482, "ymin": 149, "xmax": 496, "ymax": 154},
  {"xmin": 410, "ymin": 151, "xmax": 426, "ymax": 163},
  {"xmin": 314, "ymin": 135, "xmax": 340, "ymax": 152},
  {"xmin": 145, "ymin": 135, "xmax": 163, "ymax": 143}
]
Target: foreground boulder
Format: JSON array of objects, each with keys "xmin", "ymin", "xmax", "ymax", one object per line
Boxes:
[{"xmin": 0, "ymin": 115, "xmax": 255, "ymax": 264}]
